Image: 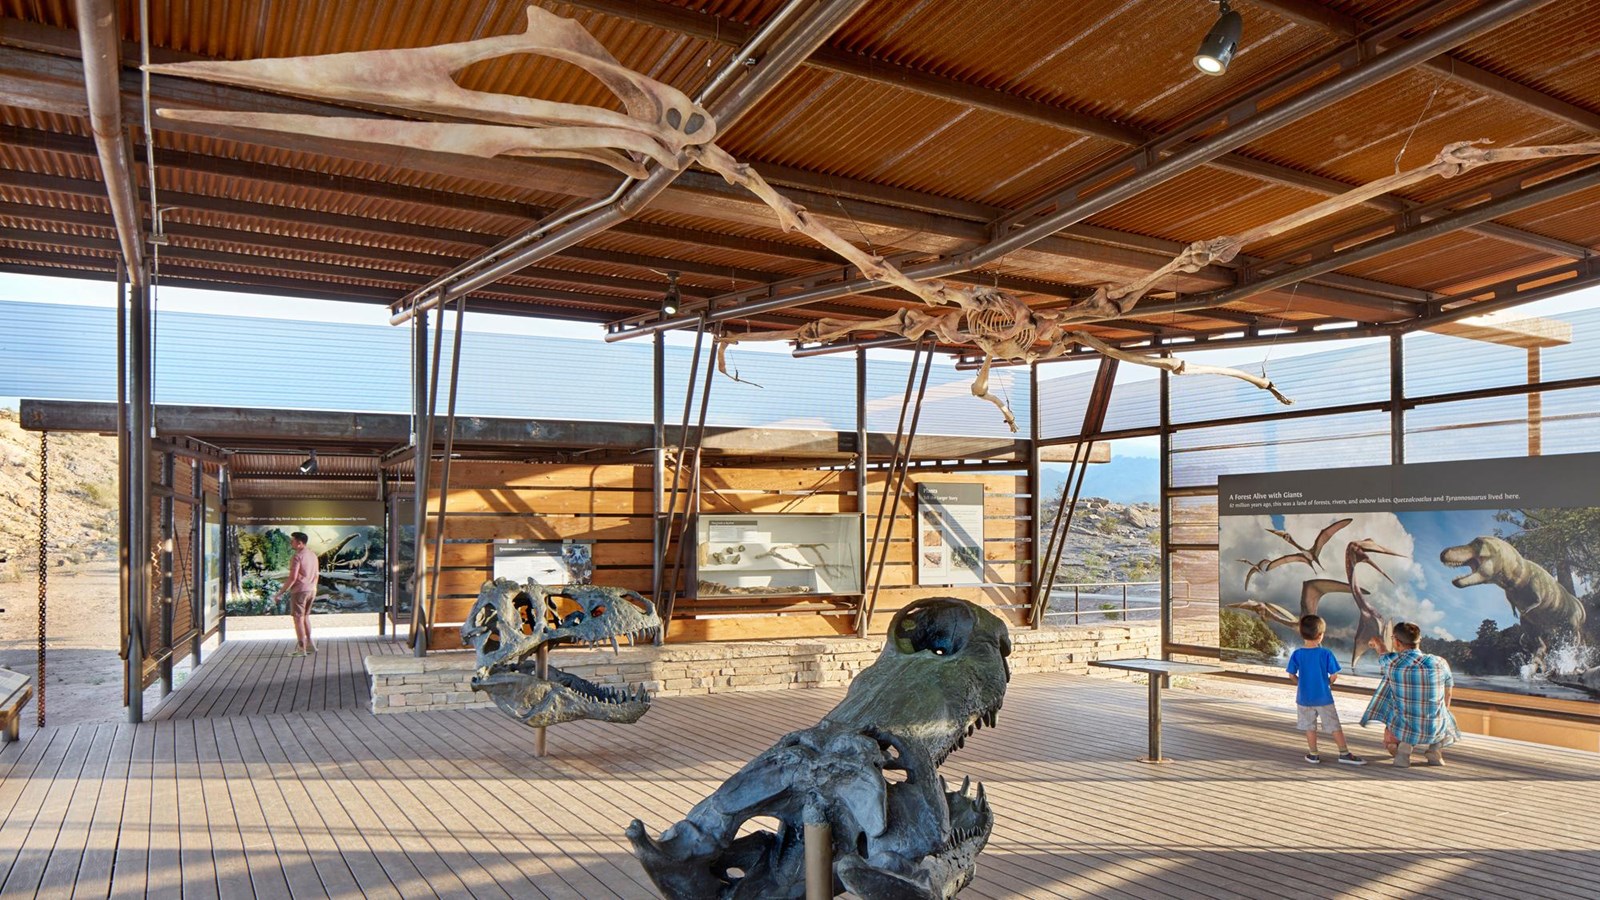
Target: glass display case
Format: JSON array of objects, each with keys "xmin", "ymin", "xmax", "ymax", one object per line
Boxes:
[{"xmin": 690, "ymin": 513, "xmax": 863, "ymax": 598}]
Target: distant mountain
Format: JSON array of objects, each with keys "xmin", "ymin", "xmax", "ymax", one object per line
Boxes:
[{"xmin": 1040, "ymin": 453, "xmax": 1159, "ymax": 505}]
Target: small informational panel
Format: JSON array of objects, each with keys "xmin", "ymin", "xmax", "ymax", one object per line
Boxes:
[
  {"xmin": 917, "ymin": 482, "xmax": 986, "ymax": 586},
  {"xmin": 201, "ymin": 492, "xmax": 223, "ymax": 634},
  {"xmin": 227, "ymin": 499, "xmax": 386, "ymax": 616},
  {"xmin": 493, "ymin": 541, "xmax": 594, "ymax": 586},
  {"xmin": 1218, "ymin": 453, "xmax": 1600, "ymax": 704},
  {"xmin": 693, "ymin": 514, "xmax": 862, "ymax": 597}
]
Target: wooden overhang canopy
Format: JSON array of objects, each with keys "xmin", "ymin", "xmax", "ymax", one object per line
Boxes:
[{"xmin": 1, "ymin": 0, "xmax": 1598, "ymax": 358}]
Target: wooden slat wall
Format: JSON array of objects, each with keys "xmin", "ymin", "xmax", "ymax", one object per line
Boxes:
[{"xmin": 423, "ymin": 462, "xmax": 1031, "ymax": 647}]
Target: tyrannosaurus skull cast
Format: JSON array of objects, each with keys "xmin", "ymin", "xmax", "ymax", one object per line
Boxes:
[
  {"xmin": 628, "ymin": 597, "xmax": 1011, "ymax": 899},
  {"xmin": 461, "ymin": 577, "xmax": 662, "ymax": 727}
]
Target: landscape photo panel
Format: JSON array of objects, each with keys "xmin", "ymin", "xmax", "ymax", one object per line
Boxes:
[{"xmin": 1218, "ymin": 453, "xmax": 1600, "ymax": 702}]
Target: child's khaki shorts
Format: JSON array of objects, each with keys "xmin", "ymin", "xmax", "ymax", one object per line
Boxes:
[{"xmin": 1297, "ymin": 703, "xmax": 1341, "ymax": 733}]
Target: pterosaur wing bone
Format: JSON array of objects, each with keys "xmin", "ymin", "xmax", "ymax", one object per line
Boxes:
[
  {"xmin": 1310, "ymin": 518, "xmax": 1354, "ymax": 561},
  {"xmin": 1265, "ymin": 552, "xmax": 1315, "ymax": 572},
  {"xmin": 154, "ymin": 112, "xmax": 661, "ymax": 177},
  {"xmin": 147, "ymin": 5, "xmax": 715, "ymax": 154},
  {"xmin": 1299, "ymin": 578, "xmax": 1364, "ymax": 617}
]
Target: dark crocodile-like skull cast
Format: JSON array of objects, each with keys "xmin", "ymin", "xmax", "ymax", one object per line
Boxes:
[
  {"xmin": 628, "ymin": 596, "xmax": 1011, "ymax": 899},
  {"xmin": 461, "ymin": 577, "xmax": 662, "ymax": 727}
]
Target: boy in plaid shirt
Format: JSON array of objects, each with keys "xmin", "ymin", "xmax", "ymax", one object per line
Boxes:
[{"xmin": 1361, "ymin": 621, "xmax": 1459, "ymax": 768}]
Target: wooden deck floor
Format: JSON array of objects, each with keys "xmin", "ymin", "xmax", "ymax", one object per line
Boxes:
[{"xmin": 3, "ymin": 636, "xmax": 1599, "ymax": 899}]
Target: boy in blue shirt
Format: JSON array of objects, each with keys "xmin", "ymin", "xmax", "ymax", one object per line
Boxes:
[{"xmin": 1286, "ymin": 615, "xmax": 1366, "ymax": 765}]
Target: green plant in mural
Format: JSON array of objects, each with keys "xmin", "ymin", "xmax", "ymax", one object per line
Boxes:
[
  {"xmin": 237, "ymin": 528, "xmax": 294, "ymax": 573},
  {"xmin": 1496, "ymin": 507, "xmax": 1600, "ymax": 605},
  {"xmin": 1220, "ymin": 608, "xmax": 1283, "ymax": 657}
]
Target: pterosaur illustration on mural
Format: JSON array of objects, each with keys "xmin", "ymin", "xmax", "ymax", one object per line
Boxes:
[{"xmin": 145, "ymin": 6, "xmax": 1600, "ymax": 431}]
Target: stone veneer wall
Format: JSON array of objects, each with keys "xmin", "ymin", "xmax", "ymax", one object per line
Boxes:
[{"xmin": 366, "ymin": 623, "xmax": 1159, "ymax": 714}]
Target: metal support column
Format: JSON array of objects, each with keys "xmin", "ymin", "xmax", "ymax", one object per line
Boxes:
[
  {"xmin": 409, "ymin": 309, "xmax": 432, "ymax": 655},
  {"xmin": 1390, "ymin": 334, "xmax": 1406, "ymax": 466},
  {"xmin": 425, "ymin": 294, "xmax": 468, "ymax": 638},
  {"xmin": 127, "ymin": 274, "xmax": 150, "ymax": 723},
  {"xmin": 858, "ymin": 341, "xmax": 935, "ymax": 638},
  {"xmin": 855, "ymin": 349, "xmax": 868, "ymax": 625},
  {"xmin": 651, "ymin": 332, "xmax": 666, "ymax": 641},
  {"xmin": 1033, "ymin": 357, "xmax": 1117, "ymax": 625},
  {"xmin": 191, "ymin": 460, "xmax": 204, "ymax": 664},
  {"xmin": 159, "ymin": 451, "xmax": 174, "ymax": 696},
  {"xmin": 1158, "ymin": 364, "xmax": 1173, "ymax": 658},
  {"xmin": 1027, "ymin": 363, "xmax": 1043, "ymax": 627}
]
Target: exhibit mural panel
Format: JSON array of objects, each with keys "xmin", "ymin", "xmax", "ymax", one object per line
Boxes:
[
  {"xmin": 917, "ymin": 482, "xmax": 986, "ymax": 586},
  {"xmin": 227, "ymin": 499, "xmax": 387, "ymax": 616},
  {"xmin": 1219, "ymin": 453, "xmax": 1600, "ymax": 701}
]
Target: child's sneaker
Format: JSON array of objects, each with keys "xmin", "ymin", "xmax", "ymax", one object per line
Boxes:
[
  {"xmin": 1337, "ymin": 752, "xmax": 1367, "ymax": 766},
  {"xmin": 1304, "ymin": 753, "xmax": 1321, "ymax": 764}
]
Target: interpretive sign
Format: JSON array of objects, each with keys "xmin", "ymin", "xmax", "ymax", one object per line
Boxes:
[
  {"xmin": 1218, "ymin": 454, "xmax": 1600, "ymax": 702},
  {"xmin": 493, "ymin": 541, "xmax": 594, "ymax": 586},
  {"xmin": 916, "ymin": 482, "xmax": 986, "ymax": 586}
]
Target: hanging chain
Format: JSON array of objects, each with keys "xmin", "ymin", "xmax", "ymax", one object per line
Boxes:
[{"xmin": 36, "ymin": 430, "xmax": 48, "ymax": 728}]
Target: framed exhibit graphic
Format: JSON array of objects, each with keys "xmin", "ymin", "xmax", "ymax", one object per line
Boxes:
[
  {"xmin": 1218, "ymin": 453, "xmax": 1600, "ymax": 703},
  {"xmin": 228, "ymin": 499, "xmax": 386, "ymax": 615},
  {"xmin": 690, "ymin": 514, "xmax": 862, "ymax": 597},
  {"xmin": 493, "ymin": 541, "xmax": 594, "ymax": 585},
  {"xmin": 201, "ymin": 492, "xmax": 223, "ymax": 634},
  {"xmin": 916, "ymin": 482, "xmax": 986, "ymax": 586}
]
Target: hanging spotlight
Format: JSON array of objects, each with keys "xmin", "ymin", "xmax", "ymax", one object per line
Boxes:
[
  {"xmin": 661, "ymin": 271, "xmax": 681, "ymax": 316},
  {"xmin": 1193, "ymin": 0, "xmax": 1243, "ymax": 76},
  {"xmin": 298, "ymin": 449, "xmax": 319, "ymax": 475}
]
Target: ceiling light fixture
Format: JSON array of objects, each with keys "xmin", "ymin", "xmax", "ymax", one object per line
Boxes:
[
  {"xmin": 1194, "ymin": 0, "xmax": 1243, "ymax": 76},
  {"xmin": 298, "ymin": 449, "xmax": 319, "ymax": 475},
  {"xmin": 661, "ymin": 271, "xmax": 681, "ymax": 316}
]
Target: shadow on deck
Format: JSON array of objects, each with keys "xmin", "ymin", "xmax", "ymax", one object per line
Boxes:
[{"xmin": 0, "ymin": 636, "xmax": 1596, "ymax": 898}]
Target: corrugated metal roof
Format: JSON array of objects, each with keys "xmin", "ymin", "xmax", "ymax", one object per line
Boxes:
[{"xmin": 0, "ymin": 0, "xmax": 1594, "ymax": 345}]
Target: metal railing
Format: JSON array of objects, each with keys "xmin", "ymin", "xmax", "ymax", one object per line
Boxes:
[{"xmin": 1041, "ymin": 580, "xmax": 1192, "ymax": 623}]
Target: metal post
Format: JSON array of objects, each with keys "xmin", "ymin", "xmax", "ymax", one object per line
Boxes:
[
  {"xmin": 534, "ymin": 644, "xmax": 549, "ymax": 757},
  {"xmin": 127, "ymin": 274, "xmax": 150, "ymax": 724},
  {"xmin": 1027, "ymin": 363, "xmax": 1043, "ymax": 627},
  {"xmin": 160, "ymin": 451, "xmax": 174, "ymax": 696},
  {"xmin": 1159, "ymin": 365, "xmax": 1172, "ymax": 657},
  {"xmin": 425, "ymin": 293, "xmax": 468, "ymax": 634},
  {"xmin": 855, "ymin": 349, "xmax": 868, "ymax": 612},
  {"xmin": 1146, "ymin": 673, "xmax": 1164, "ymax": 762},
  {"xmin": 651, "ymin": 332, "xmax": 666, "ymax": 642},
  {"xmin": 1390, "ymin": 334, "xmax": 1406, "ymax": 466},
  {"xmin": 218, "ymin": 468, "xmax": 229, "ymax": 645},
  {"xmin": 804, "ymin": 821, "xmax": 832, "ymax": 900},
  {"xmin": 191, "ymin": 460, "xmax": 203, "ymax": 664},
  {"xmin": 410, "ymin": 309, "xmax": 434, "ymax": 656}
]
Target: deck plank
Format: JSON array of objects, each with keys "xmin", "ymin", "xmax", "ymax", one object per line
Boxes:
[{"xmin": 3, "ymin": 636, "xmax": 1599, "ymax": 899}]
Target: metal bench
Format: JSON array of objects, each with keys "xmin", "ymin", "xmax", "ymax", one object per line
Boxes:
[{"xmin": 0, "ymin": 670, "xmax": 33, "ymax": 744}]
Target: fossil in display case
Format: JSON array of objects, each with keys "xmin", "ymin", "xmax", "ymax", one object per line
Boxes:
[
  {"xmin": 693, "ymin": 515, "xmax": 862, "ymax": 598},
  {"xmin": 696, "ymin": 581, "xmax": 817, "ymax": 597}
]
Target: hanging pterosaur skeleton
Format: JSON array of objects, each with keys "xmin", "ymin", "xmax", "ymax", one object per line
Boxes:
[{"xmin": 147, "ymin": 6, "xmax": 1600, "ymax": 431}]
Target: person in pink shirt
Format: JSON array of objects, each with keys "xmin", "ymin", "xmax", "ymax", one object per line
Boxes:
[{"xmin": 273, "ymin": 531, "xmax": 319, "ymax": 657}]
